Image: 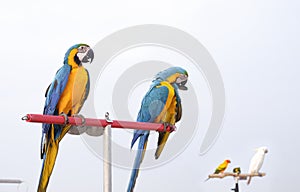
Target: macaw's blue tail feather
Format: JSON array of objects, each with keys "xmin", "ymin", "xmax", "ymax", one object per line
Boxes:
[
  {"xmin": 130, "ymin": 135, "xmax": 140, "ymax": 149},
  {"xmin": 127, "ymin": 133, "xmax": 149, "ymax": 192},
  {"xmin": 131, "ymin": 130, "xmax": 147, "ymax": 149}
]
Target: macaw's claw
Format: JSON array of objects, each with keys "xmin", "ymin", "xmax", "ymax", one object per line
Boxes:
[
  {"xmin": 162, "ymin": 122, "xmax": 175, "ymax": 132},
  {"xmin": 72, "ymin": 114, "xmax": 86, "ymax": 125},
  {"xmin": 169, "ymin": 125, "xmax": 176, "ymax": 132},
  {"xmin": 59, "ymin": 112, "xmax": 69, "ymax": 126},
  {"xmin": 163, "ymin": 122, "xmax": 169, "ymax": 132}
]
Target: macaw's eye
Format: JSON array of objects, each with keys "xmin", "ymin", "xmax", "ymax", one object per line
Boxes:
[{"xmin": 78, "ymin": 46, "xmax": 86, "ymax": 53}]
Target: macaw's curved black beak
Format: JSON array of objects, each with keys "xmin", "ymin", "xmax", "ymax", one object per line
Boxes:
[
  {"xmin": 82, "ymin": 48, "xmax": 94, "ymax": 64},
  {"xmin": 177, "ymin": 80, "xmax": 188, "ymax": 90}
]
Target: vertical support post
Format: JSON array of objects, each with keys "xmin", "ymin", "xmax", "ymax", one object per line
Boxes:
[
  {"xmin": 103, "ymin": 112, "xmax": 112, "ymax": 192},
  {"xmin": 231, "ymin": 177, "xmax": 239, "ymax": 192}
]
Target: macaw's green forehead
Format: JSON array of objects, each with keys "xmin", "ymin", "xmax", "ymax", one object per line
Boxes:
[
  {"xmin": 182, "ymin": 70, "xmax": 188, "ymax": 76},
  {"xmin": 67, "ymin": 43, "xmax": 90, "ymax": 51},
  {"xmin": 77, "ymin": 43, "xmax": 90, "ymax": 47}
]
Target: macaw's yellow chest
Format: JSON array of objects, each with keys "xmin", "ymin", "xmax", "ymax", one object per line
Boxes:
[
  {"xmin": 162, "ymin": 96, "xmax": 177, "ymax": 125},
  {"xmin": 155, "ymin": 81, "xmax": 178, "ymax": 125},
  {"xmin": 57, "ymin": 66, "xmax": 89, "ymax": 115},
  {"xmin": 165, "ymin": 96, "xmax": 178, "ymax": 124}
]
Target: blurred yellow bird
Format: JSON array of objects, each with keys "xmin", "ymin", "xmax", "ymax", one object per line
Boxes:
[
  {"xmin": 205, "ymin": 159, "xmax": 231, "ymax": 181},
  {"xmin": 214, "ymin": 159, "xmax": 231, "ymax": 174}
]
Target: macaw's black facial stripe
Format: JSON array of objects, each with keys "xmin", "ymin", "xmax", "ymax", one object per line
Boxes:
[{"xmin": 74, "ymin": 55, "xmax": 81, "ymax": 65}]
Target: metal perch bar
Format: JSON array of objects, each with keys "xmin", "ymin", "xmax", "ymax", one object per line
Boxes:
[
  {"xmin": 22, "ymin": 114, "xmax": 175, "ymax": 132},
  {"xmin": 22, "ymin": 113, "xmax": 177, "ymax": 192},
  {"xmin": 0, "ymin": 179, "xmax": 23, "ymax": 184}
]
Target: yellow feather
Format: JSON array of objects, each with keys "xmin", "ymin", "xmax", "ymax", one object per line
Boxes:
[
  {"xmin": 38, "ymin": 124, "xmax": 72, "ymax": 192},
  {"xmin": 67, "ymin": 49, "xmax": 79, "ymax": 68},
  {"xmin": 57, "ymin": 66, "xmax": 88, "ymax": 115}
]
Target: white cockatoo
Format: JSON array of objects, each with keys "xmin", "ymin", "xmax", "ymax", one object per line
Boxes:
[{"xmin": 247, "ymin": 146, "xmax": 268, "ymax": 185}]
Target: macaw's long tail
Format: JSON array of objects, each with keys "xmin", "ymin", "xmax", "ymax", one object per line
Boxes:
[
  {"xmin": 127, "ymin": 133, "xmax": 149, "ymax": 192},
  {"xmin": 37, "ymin": 124, "xmax": 71, "ymax": 192}
]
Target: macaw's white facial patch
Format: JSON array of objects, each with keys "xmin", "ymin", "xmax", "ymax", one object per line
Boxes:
[
  {"xmin": 176, "ymin": 74, "xmax": 188, "ymax": 90},
  {"xmin": 78, "ymin": 45, "xmax": 89, "ymax": 53},
  {"xmin": 176, "ymin": 74, "xmax": 188, "ymax": 84},
  {"xmin": 77, "ymin": 46, "xmax": 90, "ymax": 62}
]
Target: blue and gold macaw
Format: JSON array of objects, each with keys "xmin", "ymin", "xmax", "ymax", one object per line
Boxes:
[
  {"xmin": 127, "ymin": 67, "xmax": 188, "ymax": 192},
  {"xmin": 38, "ymin": 44, "xmax": 94, "ymax": 192}
]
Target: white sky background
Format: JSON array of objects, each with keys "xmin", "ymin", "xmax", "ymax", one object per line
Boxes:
[{"xmin": 0, "ymin": 0, "xmax": 299, "ymax": 191}]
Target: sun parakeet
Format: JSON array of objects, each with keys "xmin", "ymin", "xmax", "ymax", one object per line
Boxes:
[
  {"xmin": 127, "ymin": 67, "xmax": 188, "ymax": 192},
  {"xmin": 38, "ymin": 44, "xmax": 94, "ymax": 192},
  {"xmin": 205, "ymin": 159, "xmax": 231, "ymax": 181},
  {"xmin": 214, "ymin": 159, "xmax": 231, "ymax": 174},
  {"xmin": 247, "ymin": 146, "xmax": 268, "ymax": 185}
]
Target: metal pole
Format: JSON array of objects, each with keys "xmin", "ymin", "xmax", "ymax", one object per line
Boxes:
[
  {"xmin": 103, "ymin": 113, "xmax": 112, "ymax": 192},
  {"xmin": 0, "ymin": 179, "xmax": 23, "ymax": 184},
  {"xmin": 235, "ymin": 182, "xmax": 239, "ymax": 192},
  {"xmin": 231, "ymin": 177, "xmax": 239, "ymax": 192}
]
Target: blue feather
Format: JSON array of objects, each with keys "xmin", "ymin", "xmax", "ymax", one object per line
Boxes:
[
  {"xmin": 130, "ymin": 83, "xmax": 169, "ymax": 148},
  {"xmin": 41, "ymin": 64, "xmax": 71, "ymax": 159},
  {"xmin": 42, "ymin": 64, "xmax": 71, "ymax": 133},
  {"xmin": 127, "ymin": 132, "xmax": 149, "ymax": 192}
]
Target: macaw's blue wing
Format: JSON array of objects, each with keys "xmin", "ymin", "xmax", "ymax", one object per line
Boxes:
[
  {"xmin": 130, "ymin": 84, "xmax": 169, "ymax": 148},
  {"xmin": 40, "ymin": 64, "xmax": 70, "ymax": 158},
  {"xmin": 42, "ymin": 64, "xmax": 71, "ymax": 132},
  {"xmin": 128, "ymin": 83, "xmax": 169, "ymax": 192},
  {"xmin": 38, "ymin": 64, "xmax": 71, "ymax": 192}
]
